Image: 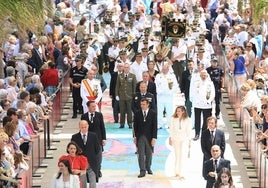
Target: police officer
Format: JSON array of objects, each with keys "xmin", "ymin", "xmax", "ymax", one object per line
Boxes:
[
  {"xmin": 132, "ymin": 82, "xmax": 156, "ymax": 113},
  {"xmin": 206, "ymin": 58, "xmax": 225, "ymax": 119},
  {"xmin": 69, "ymin": 55, "xmax": 88, "ymax": 118}
]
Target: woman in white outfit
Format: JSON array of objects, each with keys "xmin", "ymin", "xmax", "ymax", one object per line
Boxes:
[
  {"xmin": 169, "ymin": 106, "xmax": 191, "ymax": 180},
  {"xmin": 50, "ymin": 159, "xmax": 80, "ymax": 188}
]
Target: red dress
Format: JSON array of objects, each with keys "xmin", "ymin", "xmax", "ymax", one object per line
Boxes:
[{"xmin": 59, "ymin": 154, "xmax": 88, "ymax": 188}]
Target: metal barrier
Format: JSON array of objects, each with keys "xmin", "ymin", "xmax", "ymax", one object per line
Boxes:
[
  {"xmin": 20, "ymin": 70, "xmax": 71, "ymax": 187},
  {"xmin": 218, "ymin": 46, "xmax": 268, "ymax": 187}
]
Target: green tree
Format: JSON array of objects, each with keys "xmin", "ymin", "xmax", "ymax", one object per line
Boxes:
[{"xmin": 0, "ymin": 0, "xmax": 52, "ymax": 44}]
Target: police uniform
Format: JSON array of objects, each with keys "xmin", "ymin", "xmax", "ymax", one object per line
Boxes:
[
  {"xmin": 69, "ymin": 65, "xmax": 88, "ymax": 117},
  {"xmin": 206, "ymin": 63, "xmax": 224, "ymax": 118}
]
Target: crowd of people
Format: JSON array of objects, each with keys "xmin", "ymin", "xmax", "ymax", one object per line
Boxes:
[{"xmin": 0, "ymin": 0, "xmax": 267, "ymax": 187}]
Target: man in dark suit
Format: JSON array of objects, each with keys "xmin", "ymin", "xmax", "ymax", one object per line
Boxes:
[
  {"xmin": 81, "ymin": 101, "xmax": 106, "ymax": 178},
  {"xmin": 31, "ymin": 41, "xmax": 44, "ymax": 73},
  {"xmin": 203, "ymin": 145, "xmax": 231, "ymax": 188},
  {"xmin": 201, "ymin": 116, "xmax": 225, "ymax": 162},
  {"xmin": 71, "ymin": 120, "xmax": 100, "ymax": 186},
  {"xmin": 109, "ymin": 63, "xmax": 124, "ymax": 123},
  {"xmin": 133, "ymin": 98, "xmax": 157, "ymax": 178},
  {"xmin": 132, "ymin": 82, "xmax": 156, "ymax": 113},
  {"xmin": 115, "ymin": 63, "xmax": 137, "ymax": 128},
  {"xmin": 135, "ymin": 71, "xmax": 157, "ymax": 101},
  {"xmin": 180, "ymin": 60, "xmax": 194, "ymax": 117}
]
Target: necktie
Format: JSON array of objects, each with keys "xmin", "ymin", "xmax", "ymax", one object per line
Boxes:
[
  {"xmin": 143, "ymin": 111, "xmax": 146, "ymax": 122},
  {"xmin": 214, "ymin": 159, "xmax": 218, "ymax": 171},
  {"xmin": 83, "ymin": 134, "xmax": 87, "ymax": 145},
  {"xmin": 211, "ymin": 131, "xmax": 214, "ymax": 143},
  {"xmin": 90, "ymin": 113, "xmax": 94, "ymax": 122},
  {"xmin": 125, "ymin": 74, "xmax": 127, "ymax": 80}
]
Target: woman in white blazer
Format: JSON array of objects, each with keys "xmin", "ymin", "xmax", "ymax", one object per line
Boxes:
[
  {"xmin": 50, "ymin": 159, "xmax": 80, "ymax": 188},
  {"xmin": 169, "ymin": 106, "xmax": 191, "ymax": 180}
]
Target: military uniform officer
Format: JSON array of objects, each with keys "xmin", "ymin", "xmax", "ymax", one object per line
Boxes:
[
  {"xmin": 115, "ymin": 63, "xmax": 137, "ymax": 128},
  {"xmin": 132, "ymin": 82, "xmax": 156, "ymax": 113}
]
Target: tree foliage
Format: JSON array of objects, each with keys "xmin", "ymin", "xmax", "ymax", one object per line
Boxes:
[{"xmin": 0, "ymin": 0, "xmax": 52, "ymax": 44}]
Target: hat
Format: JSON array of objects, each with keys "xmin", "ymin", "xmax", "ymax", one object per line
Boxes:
[
  {"xmin": 197, "ymin": 47, "xmax": 205, "ymax": 53},
  {"xmin": 119, "ymin": 38, "xmax": 126, "ymax": 42},
  {"xmin": 141, "ymin": 48, "xmax": 148, "ymax": 52},
  {"xmin": 75, "ymin": 55, "xmax": 83, "ymax": 62},
  {"xmin": 136, "ymin": 52, "xmax": 142, "ymax": 57},
  {"xmin": 195, "ymin": 40, "xmax": 203, "ymax": 46},
  {"xmin": 211, "ymin": 58, "xmax": 218, "ymax": 62},
  {"xmin": 119, "ymin": 50, "xmax": 127, "ymax": 55}
]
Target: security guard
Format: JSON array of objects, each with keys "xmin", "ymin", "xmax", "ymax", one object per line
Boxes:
[
  {"xmin": 206, "ymin": 58, "xmax": 224, "ymax": 119},
  {"xmin": 69, "ymin": 55, "xmax": 88, "ymax": 118}
]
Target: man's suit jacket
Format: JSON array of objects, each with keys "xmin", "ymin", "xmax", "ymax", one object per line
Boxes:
[
  {"xmin": 115, "ymin": 72, "xmax": 137, "ymax": 100},
  {"xmin": 201, "ymin": 129, "xmax": 225, "ymax": 162},
  {"xmin": 203, "ymin": 158, "xmax": 231, "ymax": 187},
  {"xmin": 31, "ymin": 48, "xmax": 43, "ymax": 72},
  {"xmin": 180, "ymin": 69, "xmax": 192, "ymax": 99},
  {"xmin": 109, "ymin": 71, "xmax": 119, "ymax": 99},
  {"xmin": 135, "ymin": 81, "xmax": 157, "ymax": 99},
  {"xmin": 71, "ymin": 131, "xmax": 100, "ymax": 182},
  {"xmin": 81, "ymin": 112, "xmax": 106, "ymax": 150},
  {"xmin": 132, "ymin": 92, "xmax": 156, "ymax": 113},
  {"xmin": 133, "ymin": 108, "xmax": 157, "ymax": 147}
]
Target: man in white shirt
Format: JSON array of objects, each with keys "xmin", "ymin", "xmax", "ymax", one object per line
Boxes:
[
  {"xmin": 190, "ymin": 70, "xmax": 215, "ymax": 141},
  {"xmin": 171, "ymin": 39, "xmax": 187, "ymax": 84},
  {"xmin": 130, "ymin": 53, "xmax": 148, "ymax": 82}
]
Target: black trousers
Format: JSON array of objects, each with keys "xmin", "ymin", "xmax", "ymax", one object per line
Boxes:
[
  {"xmin": 112, "ymin": 99, "xmax": 119, "ymax": 122},
  {"xmin": 137, "ymin": 135, "xmax": 153, "ymax": 174},
  {"xmin": 172, "ymin": 60, "xmax": 185, "ymax": 84},
  {"xmin": 72, "ymin": 87, "xmax": 83, "ymax": 115},
  {"xmin": 194, "ymin": 108, "xmax": 212, "ymax": 136},
  {"xmin": 214, "ymin": 86, "xmax": 222, "ymax": 116}
]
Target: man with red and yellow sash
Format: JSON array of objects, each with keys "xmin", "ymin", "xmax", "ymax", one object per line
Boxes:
[{"xmin": 80, "ymin": 70, "xmax": 103, "ymax": 113}]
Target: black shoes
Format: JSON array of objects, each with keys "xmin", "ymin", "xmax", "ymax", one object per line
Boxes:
[
  {"xmin": 147, "ymin": 170, "xmax": 153, "ymax": 175},
  {"xmin": 193, "ymin": 135, "xmax": 199, "ymax": 141},
  {"xmin": 138, "ymin": 173, "xmax": 145, "ymax": 178},
  {"xmin": 72, "ymin": 114, "xmax": 77, "ymax": 119},
  {"xmin": 119, "ymin": 125, "xmax": 124, "ymax": 128},
  {"xmin": 129, "ymin": 125, "xmax": 132, "ymax": 129}
]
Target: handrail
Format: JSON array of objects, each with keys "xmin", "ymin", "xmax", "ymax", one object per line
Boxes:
[
  {"xmin": 21, "ymin": 69, "xmax": 71, "ymax": 187},
  {"xmin": 219, "ymin": 45, "xmax": 267, "ymax": 187}
]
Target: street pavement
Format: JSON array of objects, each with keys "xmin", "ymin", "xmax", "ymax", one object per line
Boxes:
[{"xmin": 35, "ymin": 73, "xmax": 253, "ymax": 188}]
